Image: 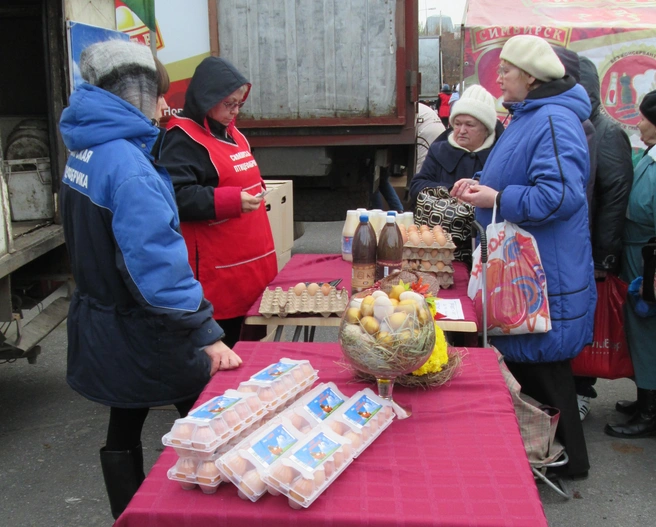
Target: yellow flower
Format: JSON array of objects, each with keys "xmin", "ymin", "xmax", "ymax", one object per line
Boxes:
[{"xmin": 411, "ymin": 322, "xmax": 449, "ymax": 376}]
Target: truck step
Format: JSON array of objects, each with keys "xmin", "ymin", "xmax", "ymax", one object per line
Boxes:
[{"xmin": 14, "ymin": 296, "xmax": 69, "ymax": 353}]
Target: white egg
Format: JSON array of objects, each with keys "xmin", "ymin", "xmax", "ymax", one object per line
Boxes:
[
  {"xmin": 373, "ymin": 296, "xmax": 394, "ymax": 321},
  {"xmin": 371, "ymin": 290, "xmax": 389, "ymax": 299}
]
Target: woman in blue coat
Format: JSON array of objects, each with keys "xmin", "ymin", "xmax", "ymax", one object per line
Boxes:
[{"xmin": 454, "ymin": 35, "xmax": 596, "ymax": 479}]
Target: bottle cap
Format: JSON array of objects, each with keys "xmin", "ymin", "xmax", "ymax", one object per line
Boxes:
[
  {"xmin": 359, "ymin": 214, "xmax": 369, "ymax": 222},
  {"xmin": 387, "ymin": 211, "xmax": 397, "ymax": 216}
]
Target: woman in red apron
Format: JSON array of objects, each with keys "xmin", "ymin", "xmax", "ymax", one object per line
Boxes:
[{"xmin": 160, "ymin": 57, "xmax": 278, "ymax": 346}]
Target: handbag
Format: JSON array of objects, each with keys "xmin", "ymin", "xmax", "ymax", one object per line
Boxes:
[
  {"xmin": 468, "ymin": 203, "xmax": 551, "ymax": 335},
  {"xmin": 414, "ymin": 186, "xmax": 475, "ymax": 262},
  {"xmin": 571, "ymin": 275, "xmax": 634, "ymax": 379}
]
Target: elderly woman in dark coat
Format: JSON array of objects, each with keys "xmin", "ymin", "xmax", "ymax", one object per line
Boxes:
[{"xmin": 409, "ymin": 84, "xmax": 503, "ymax": 205}]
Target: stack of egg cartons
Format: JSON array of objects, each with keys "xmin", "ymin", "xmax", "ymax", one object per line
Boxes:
[
  {"xmin": 216, "ymin": 383, "xmax": 395, "ymax": 508},
  {"xmin": 163, "ymin": 358, "xmax": 318, "ymax": 493}
]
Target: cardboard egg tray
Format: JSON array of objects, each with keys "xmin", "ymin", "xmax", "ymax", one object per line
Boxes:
[{"xmin": 259, "ymin": 286, "xmax": 349, "ymax": 318}]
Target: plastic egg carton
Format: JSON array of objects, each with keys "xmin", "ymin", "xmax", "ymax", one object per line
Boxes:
[
  {"xmin": 258, "ymin": 286, "xmax": 349, "ymax": 318},
  {"xmin": 162, "ymin": 390, "xmax": 266, "ymax": 459},
  {"xmin": 262, "ymin": 425, "xmax": 355, "ymax": 509},
  {"xmin": 290, "ymin": 382, "xmax": 348, "ymax": 425},
  {"xmin": 167, "ymin": 457, "xmax": 224, "ymax": 494},
  {"xmin": 216, "ymin": 408, "xmax": 313, "ymax": 502},
  {"xmin": 236, "ymin": 358, "xmax": 318, "ymax": 413},
  {"xmin": 323, "ymin": 388, "xmax": 395, "ymax": 458}
]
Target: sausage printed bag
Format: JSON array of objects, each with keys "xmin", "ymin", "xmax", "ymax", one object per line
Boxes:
[{"xmin": 468, "ymin": 204, "xmax": 551, "ymax": 335}]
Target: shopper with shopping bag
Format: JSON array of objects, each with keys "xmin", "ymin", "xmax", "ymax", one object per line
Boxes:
[
  {"xmin": 453, "ymin": 35, "xmax": 596, "ymax": 479},
  {"xmin": 605, "ymin": 92, "xmax": 656, "ymax": 439}
]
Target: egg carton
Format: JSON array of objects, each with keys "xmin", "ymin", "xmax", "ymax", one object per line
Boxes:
[
  {"xmin": 324, "ymin": 388, "xmax": 395, "ymax": 458},
  {"xmin": 404, "ymin": 230, "xmax": 456, "ymax": 251},
  {"xmin": 258, "ymin": 286, "xmax": 349, "ymax": 318},
  {"xmin": 261, "ymin": 424, "xmax": 356, "ymax": 509},
  {"xmin": 167, "ymin": 457, "xmax": 224, "ymax": 494},
  {"xmin": 216, "ymin": 407, "xmax": 315, "ymax": 502},
  {"xmin": 236, "ymin": 359, "xmax": 319, "ymax": 413},
  {"xmin": 402, "ymin": 246, "xmax": 455, "ymax": 263},
  {"xmin": 162, "ymin": 390, "xmax": 266, "ymax": 459},
  {"xmin": 292, "ymin": 382, "xmax": 348, "ymax": 425}
]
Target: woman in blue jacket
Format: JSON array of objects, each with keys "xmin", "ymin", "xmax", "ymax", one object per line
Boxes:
[
  {"xmin": 59, "ymin": 41, "xmax": 241, "ymax": 518},
  {"xmin": 454, "ymin": 35, "xmax": 596, "ymax": 479}
]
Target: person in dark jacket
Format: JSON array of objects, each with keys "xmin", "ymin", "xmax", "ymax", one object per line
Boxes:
[
  {"xmin": 59, "ymin": 41, "xmax": 242, "ymax": 519},
  {"xmin": 454, "ymin": 35, "xmax": 596, "ymax": 479},
  {"xmin": 159, "ymin": 57, "xmax": 278, "ymax": 347},
  {"xmin": 410, "ymin": 84, "xmax": 502, "ymax": 204},
  {"xmin": 569, "ymin": 54, "xmax": 634, "ymax": 420}
]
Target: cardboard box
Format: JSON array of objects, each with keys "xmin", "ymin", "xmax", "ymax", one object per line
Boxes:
[{"xmin": 264, "ymin": 180, "xmax": 294, "ymax": 261}]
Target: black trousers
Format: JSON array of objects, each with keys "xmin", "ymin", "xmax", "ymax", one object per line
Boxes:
[
  {"xmin": 106, "ymin": 397, "xmax": 196, "ymax": 451},
  {"xmin": 216, "ymin": 315, "xmax": 245, "ymax": 348},
  {"xmin": 505, "ymin": 359, "xmax": 590, "ymax": 477}
]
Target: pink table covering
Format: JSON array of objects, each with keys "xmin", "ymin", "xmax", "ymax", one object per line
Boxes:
[
  {"xmin": 244, "ymin": 253, "xmax": 478, "ymax": 326},
  {"xmin": 115, "ymin": 343, "xmax": 547, "ymax": 527}
]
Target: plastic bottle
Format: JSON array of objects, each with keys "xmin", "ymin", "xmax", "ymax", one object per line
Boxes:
[
  {"xmin": 376, "ymin": 214, "xmax": 403, "ymax": 281},
  {"xmin": 341, "ymin": 210, "xmax": 359, "ymax": 261},
  {"xmin": 369, "ymin": 209, "xmax": 384, "ymax": 236},
  {"xmin": 402, "ymin": 211, "xmax": 414, "ymax": 229},
  {"xmin": 351, "ymin": 214, "xmax": 377, "ymax": 295}
]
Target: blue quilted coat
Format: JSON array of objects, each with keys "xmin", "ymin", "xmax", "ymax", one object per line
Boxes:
[{"xmin": 476, "ymin": 78, "xmax": 596, "ymax": 363}]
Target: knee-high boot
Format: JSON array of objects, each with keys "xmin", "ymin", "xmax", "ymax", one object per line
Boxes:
[
  {"xmin": 605, "ymin": 389, "xmax": 656, "ymax": 439},
  {"xmin": 100, "ymin": 443, "xmax": 145, "ymax": 519}
]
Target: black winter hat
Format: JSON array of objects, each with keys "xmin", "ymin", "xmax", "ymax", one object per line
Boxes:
[
  {"xmin": 552, "ymin": 46, "xmax": 580, "ymax": 83},
  {"xmin": 640, "ymin": 90, "xmax": 656, "ymax": 126}
]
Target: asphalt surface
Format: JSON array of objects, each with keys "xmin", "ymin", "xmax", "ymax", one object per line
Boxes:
[{"xmin": 1, "ymin": 221, "xmax": 655, "ymax": 526}]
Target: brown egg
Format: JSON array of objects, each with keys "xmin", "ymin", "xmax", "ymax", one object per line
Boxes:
[
  {"xmin": 407, "ymin": 224, "xmax": 418, "ymax": 233},
  {"xmin": 417, "ymin": 248, "xmax": 425, "ymax": 257},
  {"xmin": 307, "ymin": 282, "xmax": 320, "ymax": 295},
  {"xmin": 321, "ymin": 283, "xmax": 332, "ymax": 296},
  {"xmin": 435, "ymin": 233, "xmax": 447, "ymax": 246},
  {"xmin": 401, "ymin": 231, "xmax": 409, "ymax": 243},
  {"xmin": 408, "ymin": 232, "xmax": 421, "ymax": 246},
  {"xmin": 430, "ymin": 249, "xmax": 439, "ymax": 258},
  {"xmin": 293, "ymin": 282, "xmax": 306, "ymax": 296},
  {"xmin": 436, "ymin": 261, "xmax": 445, "ymax": 270},
  {"xmin": 419, "ymin": 224, "xmax": 430, "ymax": 232},
  {"xmin": 421, "ymin": 230, "xmax": 434, "ymax": 245},
  {"xmin": 421, "ymin": 260, "xmax": 432, "ymax": 270}
]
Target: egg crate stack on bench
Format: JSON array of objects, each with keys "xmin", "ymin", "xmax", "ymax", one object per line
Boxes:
[
  {"xmin": 402, "ymin": 225, "xmax": 456, "ymax": 288},
  {"xmin": 259, "ymin": 284, "xmax": 349, "ymax": 318}
]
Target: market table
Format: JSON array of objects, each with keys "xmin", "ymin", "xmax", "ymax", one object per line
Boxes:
[
  {"xmin": 115, "ymin": 342, "xmax": 547, "ymax": 527},
  {"xmin": 242, "ymin": 254, "xmax": 478, "ymax": 341}
]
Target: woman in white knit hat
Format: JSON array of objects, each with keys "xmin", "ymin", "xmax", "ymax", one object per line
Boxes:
[
  {"xmin": 453, "ymin": 34, "xmax": 596, "ymax": 480},
  {"xmin": 410, "ymin": 85, "xmax": 503, "ymax": 262}
]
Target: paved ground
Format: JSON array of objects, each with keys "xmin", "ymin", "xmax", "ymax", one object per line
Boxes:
[{"xmin": 1, "ymin": 221, "xmax": 654, "ymax": 526}]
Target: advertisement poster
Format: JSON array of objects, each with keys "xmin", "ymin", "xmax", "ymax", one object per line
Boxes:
[
  {"xmin": 115, "ymin": 0, "xmax": 211, "ymax": 118},
  {"xmin": 67, "ymin": 21, "xmax": 129, "ymax": 91},
  {"xmin": 462, "ymin": 0, "xmax": 656, "ymax": 148}
]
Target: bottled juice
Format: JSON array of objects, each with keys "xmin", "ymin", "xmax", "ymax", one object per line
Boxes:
[
  {"xmin": 375, "ymin": 214, "xmax": 403, "ymax": 281},
  {"xmin": 341, "ymin": 210, "xmax": 359, "ymax": 261},
  {"xmin": 351, "ymin": 215, "xmax": 377, "ymax": 294}
]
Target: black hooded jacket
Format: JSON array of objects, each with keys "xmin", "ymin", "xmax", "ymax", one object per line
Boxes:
[
  {"xmin": 579, "ymin": 56, "xmax": 634, "ymax": 273},
  {"xmin": 159, "ymin": 57, "xmax": 250, "ymax": 221}
]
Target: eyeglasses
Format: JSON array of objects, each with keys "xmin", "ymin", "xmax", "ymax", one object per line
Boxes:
[{"xmin": 222, "ymin": 100, "xmax": 245, "ymax": 111}]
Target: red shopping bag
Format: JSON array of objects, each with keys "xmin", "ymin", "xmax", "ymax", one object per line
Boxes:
[{"xmin": 571, "ymin": 275, "xmax": 634, "ymax": 379}]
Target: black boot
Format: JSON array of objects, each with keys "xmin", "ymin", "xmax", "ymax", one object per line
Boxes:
[
  {"xmin": 615, "ymin": 399, "xmax": 638, "ymax": 416},
  {"xmin": 605, "ymin": 389, "xmax": 656, "ymax": 439},
  {"xmin": 100, "ymin": 443, "xmax": 145, "ymax": 519}
]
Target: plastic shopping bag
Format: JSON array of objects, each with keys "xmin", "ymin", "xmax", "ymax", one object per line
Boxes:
[
  {"xmin": 571, "ymin": 275, "xmax": 634, "ymax": 380},
  {"xmin": 468, "ymin": 204, "xmax": 551, "ymax": 335}
]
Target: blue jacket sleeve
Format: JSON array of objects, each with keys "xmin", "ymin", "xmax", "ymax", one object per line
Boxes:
[
  {"xmin": 501, "ymin": 112, "xmax": 589, "ymax": 227},
  {"xmin": 111, "ymin": 173, "xmax": 224, "ymax": 348}
]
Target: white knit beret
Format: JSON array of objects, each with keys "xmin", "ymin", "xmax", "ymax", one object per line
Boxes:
[
  {"xmin": 80, "ymin": 39, "xmax": 157, "ymax": 118},
  {"xmin": 449, "ymin": 85, "xmax": 497, "ymax": 134},
  {"xmin": 500, "ymin": 35, "xmax": 565, "ymax": 82}
]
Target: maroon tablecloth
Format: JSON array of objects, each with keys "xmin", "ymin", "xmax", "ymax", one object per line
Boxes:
[
  {"xmin": 115, "ymin": 343, "xmax": 547, "ymax": 527},
  {"xmin": 244, "ymin": 253, "xmax": 477, "ymax": 326}
]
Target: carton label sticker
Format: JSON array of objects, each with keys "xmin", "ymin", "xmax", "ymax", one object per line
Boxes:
[
  {"xmin": 291, "ymin": 433, "xmax": 340, "ymax": 470},
  {"xmin": 343, "ymin": 395, "xmax": 382, "ymax": 428},
  {"xmin": 252, "ymin": 361, "xmax": 296, "ymax": 382},
  {"xmin": 190, "ymin": 395, "xmax": 240, "ymax": 419},
  {"xmin": 248, "ymin": 425, "xmax": 297, "ymax": 467},
  {"xmin": 305, "ymin": 387, "xmax": 344, "ymax": 420}
]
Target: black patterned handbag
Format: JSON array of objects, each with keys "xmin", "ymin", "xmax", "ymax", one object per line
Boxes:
[{"xmin": 414, "ymin": 186, "xmax": 475, "ymax": 264}]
